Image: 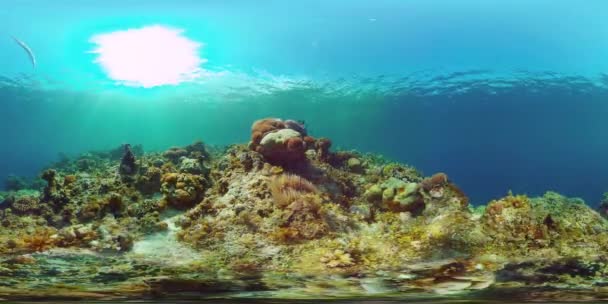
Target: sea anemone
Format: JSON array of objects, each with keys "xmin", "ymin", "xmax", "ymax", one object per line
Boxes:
[
  {"xmin": 269, "ymin": 174, "xmax": 318, "ymax": 208},
  {"xmin": 268, "ymin": 174, "xmax": 329, "ymax": 241}
]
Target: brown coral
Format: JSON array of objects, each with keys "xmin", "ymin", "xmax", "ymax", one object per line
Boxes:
[
  {"xmin": 163, "ymin": 147, "xmax": 189, "ymax": 163},
  {"xmin": 481, "ymin": 194, "xmax": 539, "ymax": 248},
  {"xmin": 136, "ymin": 166, "xmax": 163, "ymax": 195},
  {"xmin": 316, "ymin": 137, "xmax": 332, "ymax": 161},
  {"xmin": 286, "ymin": 137, "xmax": 305, "ymax": 151},
  {"xmin": 161, "ymin": 173, "xmax": 206, "ymax": 209},
  {"xmin": 251, "ymin": 118, "xmax": 286, "ymax": 146},
  {"xmin": 303, "ymin": 136, "xmax": 316, "ymax": 147},
  {"xmin": 10, "ymin": 195, "xmax": 40, "ymax": 215},
  {"xmin": 421, "ymin": 172, "xmax": 448, "ymax": 192},
  {"xmin": 250, "ymin": 118, "xmax": 313, "ymax": 165},
  {"xmin": 185, "ymin": 140, "xmax": 210, "ymax": 159},
  {"xmin": 274, "ymin": 195, "xmax": 329, "ymax": 242}
]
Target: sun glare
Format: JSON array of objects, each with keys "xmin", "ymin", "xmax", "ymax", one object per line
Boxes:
[{"xmin": 90, "ymin": 25, "xmax": 205, "ymax": 88}]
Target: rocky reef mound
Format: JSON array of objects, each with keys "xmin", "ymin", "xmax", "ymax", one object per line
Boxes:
[{"xmin": 1, "ymin": 118, "xmax": 608, "ymax": 300}]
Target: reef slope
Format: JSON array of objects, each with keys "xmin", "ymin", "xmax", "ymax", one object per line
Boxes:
[{"xmin": 1, "ymin": 118, "xmax": 608, "ymax": 301}]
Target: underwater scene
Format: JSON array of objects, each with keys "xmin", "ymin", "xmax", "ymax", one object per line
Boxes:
[{"xmin": 2, "ymin": 0, "xmax": 608, "ymax": 302}]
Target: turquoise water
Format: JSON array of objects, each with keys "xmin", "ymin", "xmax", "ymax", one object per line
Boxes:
[
  {"xmin": 2, "ymin": 2, "xmax": 608, "ymax": 301},
  {"xmin": 2, "ymin": 0, "xmax": 607, "ymax": 204}
]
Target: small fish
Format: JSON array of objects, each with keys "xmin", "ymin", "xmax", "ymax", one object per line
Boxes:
[{"xmin": 10, "ymin": 35, "xmax": 36, "ymax": 69}]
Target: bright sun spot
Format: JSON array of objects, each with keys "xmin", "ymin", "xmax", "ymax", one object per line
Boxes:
[{"xmin": 90, "ymin": 25, "xmax": 205, "ymax": 88}]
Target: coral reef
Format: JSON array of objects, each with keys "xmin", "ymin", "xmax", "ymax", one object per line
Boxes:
[
  {"xmin": 163, "ymin": 147, "xmax": 189, "ymax": 163},
  {"xmin": 0, "ymin": 140, "xmax": 212, "ymax": 256},
  {"xmin": 135, "ymin": 165, "xmax": 162, "ymax": 195},
  {"xmin": 1, "ymin": 118, "xmax": 608, "ymax": 301},
  {"xmin": 250, "ymin": 118, "xmax": 317, "ymax": 165}
]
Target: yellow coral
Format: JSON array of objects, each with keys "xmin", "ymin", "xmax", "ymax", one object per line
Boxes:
[{"xmin": 320, "ymin": 249, "xmax": 354, "ymax": 268}]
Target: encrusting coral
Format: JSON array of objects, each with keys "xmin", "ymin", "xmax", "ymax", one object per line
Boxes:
[
  {"xmin": 1, "ymin": 117, "xmax": 608, "ymax": 300},
  {"xmin": 160, "ymin": 172, "xmax": 206, "ymax": 209}
]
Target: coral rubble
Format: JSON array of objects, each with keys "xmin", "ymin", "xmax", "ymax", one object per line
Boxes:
[{"xmin": 1, "ymin": 118, "xmax": 608, "ymax": 301}]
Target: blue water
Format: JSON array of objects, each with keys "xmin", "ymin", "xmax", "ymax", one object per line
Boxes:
[{"xmin": 1, "ymin": 0, "xmax": 608, "ymax": 205}]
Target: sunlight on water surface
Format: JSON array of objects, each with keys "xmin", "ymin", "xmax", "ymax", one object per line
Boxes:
[{"xmin": 90, "ymin": 25, "xmax": 204, "ymax": 88}]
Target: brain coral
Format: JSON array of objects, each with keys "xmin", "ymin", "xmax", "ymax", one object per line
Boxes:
[{"xmin": 250, "ymin": 118, "xmax": 311, "ymax": 165}]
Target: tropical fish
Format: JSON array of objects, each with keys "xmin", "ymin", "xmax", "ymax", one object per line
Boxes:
[{"xmin": 10, "ymin": 35, "xmax": 36, "ymax": 69}]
